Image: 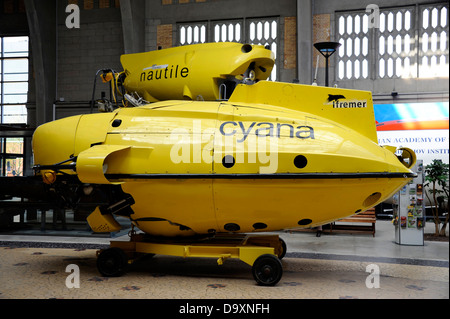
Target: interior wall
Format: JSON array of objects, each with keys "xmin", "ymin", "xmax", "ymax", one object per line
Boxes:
[{"xmin": 55, "ymin": 0, "xmax": 124, "ymax": 116}]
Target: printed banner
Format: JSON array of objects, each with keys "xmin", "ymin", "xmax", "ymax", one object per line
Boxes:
[{"xmin": 374, "ymin": 102, "xmax": 449, "ymax": 164}]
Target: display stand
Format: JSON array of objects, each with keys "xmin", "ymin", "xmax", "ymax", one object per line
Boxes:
[{"xmin": 393, "ymin": 160, "xmax": 425, "ymax": 246}]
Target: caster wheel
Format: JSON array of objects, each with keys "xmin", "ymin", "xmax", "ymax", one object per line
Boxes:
[
  {"xmin": 277, "ymin": 238, "xmax": 287, "ymax": 260},
  {"xmin": 252, "ymin": 254, "xmax": 283, "ymax": 286},
  {"xmin": 97, "ymin": 247, "xmax": 128, "ymax": 277}
]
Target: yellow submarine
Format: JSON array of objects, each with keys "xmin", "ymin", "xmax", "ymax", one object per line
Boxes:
[{"xmin": 32, "ymin": 42, "xmax": 416, "ymax": 285}]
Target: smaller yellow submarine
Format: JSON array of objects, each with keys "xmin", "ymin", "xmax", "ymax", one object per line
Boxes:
[
  {"xmin": 120, "ymin": 42, "xmax": 275, "ymax": 101},
  {"xmin": 30, "ymin": 42, "xmax": 416, "ymax": 285}
]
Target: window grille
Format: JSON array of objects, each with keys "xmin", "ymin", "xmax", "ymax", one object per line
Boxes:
[
  {"xmin": 0, "ymin": 36, "xmax": 29, "ymax": 124},
  {"xmin": 337, "ymin": 12, "xmax": 370, "ymax": 80},
  {"xmin": 0, "ymin": 137, "xmax": 24, "ymax": 176},
  {"xmin": 246, "ymin": 18, "xmax": 278, "ymax": 81},
  {"xmin": 212, "ymin": 20, "xmax": 243, "ymax": 43},
  {"xmin": 336, "ymin": 2, "xmax": 449, "ymax": 80},
  {"xmin": 377, "ymin": 7, "xmax": 416, "ymax": 78},
  {"xmin": 0, "ymin": 36, "xmax": 29, "ymax": 177},
  {"xmin": 177, "ymin": 17, "xmax": 279, "ymax": 81},
  {"xmin": 178, "ymin": 22, "xmax": 207, "ymax": 46},
  {"xmin": 419, "ymin": 3, "xmax": 449, "ymax": 78}
]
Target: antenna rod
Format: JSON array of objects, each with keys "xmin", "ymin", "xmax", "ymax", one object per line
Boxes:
[{"xmin": 312, "ymin": 55, "xmax": 320, "ymax": 85}]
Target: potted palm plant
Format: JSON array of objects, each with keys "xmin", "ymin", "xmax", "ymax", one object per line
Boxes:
[{"xmin": 424, "ymin": 159, "xmax": 449, "ymax": 237}]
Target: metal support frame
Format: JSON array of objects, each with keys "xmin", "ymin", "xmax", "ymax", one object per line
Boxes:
[
  {"xmin": 97, "ymin": 233, "xmax": 285, "ymax": 285},
  {"xmin": 109, "ymin": 233, "xmax": 280, "ymax": 267}
]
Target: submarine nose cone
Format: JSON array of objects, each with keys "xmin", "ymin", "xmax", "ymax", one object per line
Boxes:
[{"xmin": 32, "ymin": 115, "xmax": 81, "ymax": 166}]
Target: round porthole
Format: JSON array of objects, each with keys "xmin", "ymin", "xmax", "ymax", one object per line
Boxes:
[
  {"xmin": 222, "ymin": 155, "xmax": 235, "ymax": 168},
  {"xmin": 298, "ymin": 219, "xmax": 312, "ymax": 226},
  {"xmin": 224, "ymin": 223, "xmax": 240, "ymax": 232},
  {"xmin": 241, "ymin": 44, "xmax": 253, "ymax": 53},
  {"xmin": 294, "ymin": 155, "xmax": 307, "ymax": 169},
  {"xmin": 111, "ymin": 119, "xmax": 122, "ymax": 127},
  {"xmin": 253, "ymin": 223, "xmax": 268, "ymax": 230},
  {"xmin": 363, "ymin": 192, "xmax": 382, "ymax": 207}
]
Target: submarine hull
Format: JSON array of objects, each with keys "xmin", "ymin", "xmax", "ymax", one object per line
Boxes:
[
  {"xmin": 32, "ymin": 82, "xmax": 416, "ymax": 237},
  {"xmin": 119, "ymin": 176, "xmax": 408, "ymax": 237}
]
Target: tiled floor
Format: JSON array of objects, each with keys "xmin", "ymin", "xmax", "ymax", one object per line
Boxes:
[
  {"xmin": 0, "ymin": 220, "xmax": 448, "ymax": 300},
  {"xmin": 0, "ymin": 245, "xmax": 447, "ymax": 299}
]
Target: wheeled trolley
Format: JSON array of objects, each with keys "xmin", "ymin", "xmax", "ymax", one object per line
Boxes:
[{"xmin": 96, "ymin": 233, "xmax": 287, "ymax": 286}]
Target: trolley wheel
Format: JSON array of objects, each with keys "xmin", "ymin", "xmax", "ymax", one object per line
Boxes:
[
  {"xmin": 97, "ymin": 247, "xmax": 128, "ymax": 277},
  {"xmin": 252, "ymin": 254, "xmax": 283, "ymax": 286},
  {"xmin": 277, "ymin": 238, "xmax": 287, "ymax": 260}
]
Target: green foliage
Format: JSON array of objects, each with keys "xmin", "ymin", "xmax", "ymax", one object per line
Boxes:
[
  {"xmin": 424, "ymin": 159, "xmax": 449, "ymax": 236},
  {"xmin": 425, "ymin": 159, "xmax": 449, "ymax": 187}
]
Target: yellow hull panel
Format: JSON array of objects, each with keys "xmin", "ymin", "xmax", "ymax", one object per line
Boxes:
[{"xmin": 121, "ymin": 176, "xmax": 406, "ymax": 236}]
